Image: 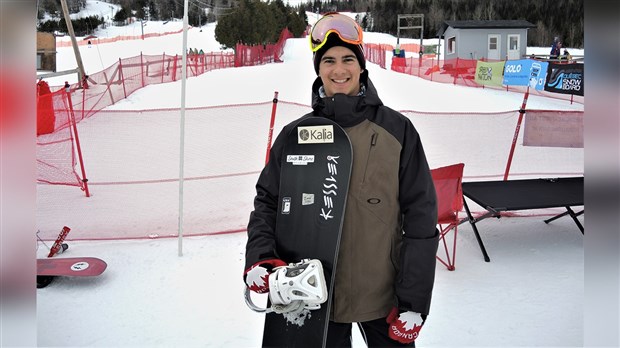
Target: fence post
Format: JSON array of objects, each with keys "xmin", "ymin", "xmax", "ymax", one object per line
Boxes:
[
  {"xmin": 102, "ymin": 70, "xmax": 115, "ymax": 105},
  {"xmin": 453, "ymin": 58, "xmax": 458, "ymax": 85},
  {"xmin": 140, "ymin": 52, "xmax": 145, "ymax": 88},
  {"xmin": 65, "ymin": 90, "xmax": 90, "ymax": 197},
  {"xmin": 119, "ymin": 58, "xmax": 127, "ymax": 99},
  {"xmin": 161, "ymin": 52, "xmax": 165, "ymax": 83},
  {"xmin": 173, "ymin": 54, "xmax": 178, "ymax": 81},
  {"xmin": 264, "ymin": 91, "xmax": 279, "ymax": 165},
  {"xmin": 503, "ymin": 87, "xmax": 530, "ymax": 181}
]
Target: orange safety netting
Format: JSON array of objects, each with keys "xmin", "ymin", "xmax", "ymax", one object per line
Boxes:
[{"xmin": 36, "ymin": 30, "xmax": 583, "ymax": 241}]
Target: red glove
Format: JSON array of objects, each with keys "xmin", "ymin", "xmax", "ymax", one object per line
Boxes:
[
  {"xmin": 244, "ymin": 259, "xmax": 286, "ymax": 294},
  {"xmin": 386, "ymin": 307, "xmax": 424, "ymax": 344}
]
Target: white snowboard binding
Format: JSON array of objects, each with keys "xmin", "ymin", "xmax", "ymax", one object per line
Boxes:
[{"xmin": 244, "ymin": 259, "xmax": 327, "ymax": 314}]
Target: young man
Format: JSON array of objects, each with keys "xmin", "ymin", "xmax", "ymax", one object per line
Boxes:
[{"xmin": 245, "ymin": 12, "xmax": 438, "ymax": 347}]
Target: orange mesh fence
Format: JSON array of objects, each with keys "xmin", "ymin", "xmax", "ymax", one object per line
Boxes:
[
  {"xmin": 400, "ymin": 43, "xmax": 421, "ymax": 54},
  {"xmin": 56, "ymin": 27, "xmax": 187, "ymax": 47},
  {"xmin": 398, "ymin": 109, "xmax": 584, "ymax": 181},
  {"xmin": 36, "ymin": 89, "xmax": 84, "ymax": 189},
  {"xmin": 364, "ymin": 43, "xmax": 388, "ymax": 69},
  {"xmin": 390, "ymin": 56, "xmax": 584, "ymax": 104},
  {"xmin": 234, "ymin": 28, "xmax": 292, "ymax": 67},
  {"xmin": 36, "ymin": 101, "xmax": 313, "ymax": 241},
  {"xmin": 62, "ymin": 52, "xmax": 237, "ymax": 122},
  {"xmin": 37, "ymin": 31, "xmax": 583, "ymax": 241},
  {"xmin": 38, "ymin": 29, "xmax": 291, "ymax": 197},
  {"xmin": 35, "ymin": 100, "xmax": 583, "ymax": 241}
]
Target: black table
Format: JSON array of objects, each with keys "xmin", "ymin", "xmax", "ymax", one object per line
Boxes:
[{"xmin": 461, "ymin": 177, "xmax": 584, "ymax": 262}]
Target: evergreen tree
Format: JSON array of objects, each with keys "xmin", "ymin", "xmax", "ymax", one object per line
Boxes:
[
  {"xmin": 133, "ymin": 0, "xmax": 148, "ymax": 20},
  {"xmin": 149, "ymin": 1, "xmax": 159, "ymax": 21},
  {"xmin": 215, "ymin": 0, "xmax": 306, "ymax": 48},
  {"xmin": 113, "ymin": 6, "xmax": 129, "ymax": 23}
]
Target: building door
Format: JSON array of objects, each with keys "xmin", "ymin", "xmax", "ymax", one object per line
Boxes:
[
  {"xmin": 487, "ymin": 34, "xmax": 500, "ymax": 60},
  {"xmin": 507, "ymin": 34, "xmax": 520, "ymax": 60}
]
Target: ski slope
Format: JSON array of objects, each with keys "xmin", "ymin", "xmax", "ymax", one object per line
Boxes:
[{"xmin": 36, "ymin": 3, "xmax": 584, "ymax": 346}]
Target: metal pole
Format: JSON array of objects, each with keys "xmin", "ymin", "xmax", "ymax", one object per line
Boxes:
[
  {"xmin": 65, "ymin": 90, "xmax": 90, "ymax": 197},
  {"xmin": 503, "ymin": 87, "xmax": 530, "ymax": 181},
  {"xmin": 178, "ymin": 0, "xmax": 189, "ymax": 257},
  {"xmin": 59, "ymin": 0, "xmax": 86, "ymax": 85},
  {"xmin": 264, "ymin": 91, "xmax": 279, "ymax": 165}
]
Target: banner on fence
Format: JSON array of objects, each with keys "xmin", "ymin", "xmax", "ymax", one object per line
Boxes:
[
  {"xmin": 474, "ymin": 60, "xmax": 505, "ymax": 87},
  {"xmin": 544, "ymin": 63, "xmax": 584, "ymax": 96},
  {"xmin": 523, "ymin": 111, "xmax": 584, "ymax": 148},
  {"xmin": 503, "ymin": 59, "xmax": 548, "ymax": 90}
]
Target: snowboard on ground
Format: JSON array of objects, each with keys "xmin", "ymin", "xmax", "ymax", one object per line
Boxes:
[
  {"xmin": 262, "ymin": 116, "xmax": 352, "ymax": 348},
  {"xmin": 37, "ymin": 257, "xmax": 107, "ymax": 288}
]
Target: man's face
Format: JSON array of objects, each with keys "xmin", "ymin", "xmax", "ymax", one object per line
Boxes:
[{"xmin": 318, "ymin": 46, "xmax": 363, "ymax": 97}]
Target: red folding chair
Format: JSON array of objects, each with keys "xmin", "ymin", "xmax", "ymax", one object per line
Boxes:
[{"xmin": 431, "ymin": 163, "xmax": 465, "ymax": 271}]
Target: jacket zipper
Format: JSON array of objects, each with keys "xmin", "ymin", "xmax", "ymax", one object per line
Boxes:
[{"xmin": 361, "ymin": 132, "xmax": 378, "ymax": 184}]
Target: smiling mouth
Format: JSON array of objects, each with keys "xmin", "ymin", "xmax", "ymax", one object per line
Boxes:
[{"xmin": 332, "ymin": 78, "xmax": 349, "ymax": 83}]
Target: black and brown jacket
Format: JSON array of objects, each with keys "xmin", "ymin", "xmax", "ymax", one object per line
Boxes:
[{"xmin": 246, "ymin": 72, "xmax": 438, "ymax": 323}]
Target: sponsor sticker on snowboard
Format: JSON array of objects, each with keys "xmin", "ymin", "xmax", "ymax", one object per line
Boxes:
[{"xmin": 297, "ymin": 125, "xmax": 334, "ymax": 144}]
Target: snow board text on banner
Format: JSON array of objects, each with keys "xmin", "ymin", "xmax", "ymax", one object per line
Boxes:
[
  {"xmin": 474, "ymin": 60, "xmax": 506, "ymax": 87},
  {"xmin": 503, "ymin": 59, "xmax": 548, "ymax": 90},
  {"xmin": 544, "ymin": 63, "xmax": 584, "ymax": 96},
  {"xmin": 523, "ymin": 110, "xmax": 584, "ymax": 148}
]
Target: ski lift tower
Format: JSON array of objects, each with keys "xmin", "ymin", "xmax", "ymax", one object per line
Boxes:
[
  {"xmin": 397, "ymin": 14, "xmax": 424, "ymax": 63},
  {"xmin": 59, "ymin": 0, "xmax": 86, "ymax": 87}
]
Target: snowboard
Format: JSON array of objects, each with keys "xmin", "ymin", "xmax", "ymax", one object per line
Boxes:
[
  {"xmin": 262, "ymin": 116, "xmax": 352, "ymax": 348},
  {"xmin": 37, "ymin": 257, "xmax": 107, "ymax": 288}
]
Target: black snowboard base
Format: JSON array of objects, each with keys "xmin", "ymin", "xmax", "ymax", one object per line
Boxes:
[{"xmin": 261, "ymin": 117, "xmax": 352, "ymax": 348}]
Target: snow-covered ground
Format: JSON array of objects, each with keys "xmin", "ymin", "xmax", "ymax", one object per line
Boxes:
[{"xmin": 34, "ymin": 3, "xmax": 586, "ymax": 347}]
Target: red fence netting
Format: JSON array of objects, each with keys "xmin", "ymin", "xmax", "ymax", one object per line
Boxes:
[{"xmin": 36, "ymin": 30, "xmax": 583, "ymax": 241}]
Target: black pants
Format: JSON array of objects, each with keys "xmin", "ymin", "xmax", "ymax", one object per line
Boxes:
[{"xmin": 325, "ymin": 317, "xmax": 416, "ymax": 348}]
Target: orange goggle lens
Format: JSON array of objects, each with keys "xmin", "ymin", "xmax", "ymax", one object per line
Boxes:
[{"xmin": 309, "ymin": 12, "xmax": 363, "ymax": 52}]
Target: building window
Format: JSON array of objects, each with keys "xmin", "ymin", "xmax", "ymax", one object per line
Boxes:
[
  {"xmin": 509, "ymin": 35, "xmax": 519, "ymax": 50},
  {"xmin": 488, "ymin": 36, "xmax": 498, "ymax": 50},
  {"xmin": 447, "ymin": 36, "xmax": 456, "ymax": 54},
  {"xmin": 37, "ymin": 53, "xmax": 43, "ymax": 70}
]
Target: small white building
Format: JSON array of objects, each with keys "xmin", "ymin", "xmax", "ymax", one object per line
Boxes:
[{"xmin": 438, "ymin": 20, "xmax": 536, "ymax": 61}]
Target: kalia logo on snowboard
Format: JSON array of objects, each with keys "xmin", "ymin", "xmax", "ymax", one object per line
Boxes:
[{"xmin": 297, "ymin": 125, "xmax": 334, "ymax": 144}]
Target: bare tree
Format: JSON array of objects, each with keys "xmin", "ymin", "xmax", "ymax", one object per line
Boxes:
[
  {"xmin": 483, "ymin": 0, "xmax": 495, "ymax": 20},
  {"xmin": 426, "ymin": 0, "xmax": 443, "ymax": 33}
]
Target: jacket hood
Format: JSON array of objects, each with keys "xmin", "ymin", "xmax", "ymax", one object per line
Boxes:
[{"xmin": 311, "ymin": 70, "xmax": 384, "ymax": 128}]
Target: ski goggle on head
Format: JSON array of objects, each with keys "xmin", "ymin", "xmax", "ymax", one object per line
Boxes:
[{"xmin": 309, "ymin": 12, "xmax": 363, "ymax": 52}]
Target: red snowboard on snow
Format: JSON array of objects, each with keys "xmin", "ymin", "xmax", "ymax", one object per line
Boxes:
[
  {"xmin": 37, "ymin": 257, "xmax": 107, "ymax": 288},
  {"xmin": 37, "ymin": 257, "xmax": 107, "ymax": 277}
]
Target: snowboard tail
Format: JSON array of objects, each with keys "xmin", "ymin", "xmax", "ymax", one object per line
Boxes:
[{"xmin": 262, "ymin": 117, "xmax": 352, "ymax": 348}]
